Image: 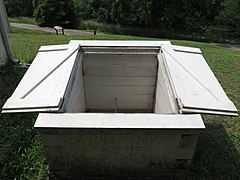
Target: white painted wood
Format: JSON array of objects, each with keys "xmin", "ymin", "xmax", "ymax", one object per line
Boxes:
[
  {"xmin": 154, "ymin": 54, "xmax": 178, "ymax": 114},
  {"xmin": 3, "ymin": 40, "xmax": 237, "ymax": 116},
  {"xmin": 7, "ymin": 50, "xmax": 66, "ymax": 98},
  {"xmin": 39, "ymin": 44, "xmax": 69, "ymax": 52},
  {"xmin": 162, "ymin": 45, "xmax": 238, "ymax": 116},
  {"xmin": 2, "ymin": 98, "xmax": 62, "ymax": 110},
  {"xmin": 85, "ymin": 93, "xmax": 154, "ymax": 111},
  {"xmin": 86, "ymin": 95, "xmax": 153, "ymax": 103},
  {"xmin": 83, "ymin": 52, "xmax": 159, "ymax": 55},
  {"xmin": 84, "ymin": 77, "xmax": 156, "ymax": 86},
  {"xmin": 85, "ymin": 86, "xmax": 155, "ymax": 95},
  {"xmin": 86, "ymin": 102, "xmax": 153, "ymax": 111},
  {"xmin": 85, "ymin": 95, "xmax": 153, "ymax": 111},
  {"xmin": 84, "ymin": 66, "xmax": 157, "ymax": 77},
  {"xmin": 83, "ymin": 54, "xmax": 158, "ymax": 76},
  {"xmin": 172, "ymin": 45, "xmax": 202, "ymax": 54},
  {"xmin": 63, "ymin": 53, "xmax": 86, "ymax": 113},
  {"xmin": 83, "ymin": 54, "xmax": 157, "ymax": 67},
  {"xmin": 181, "ymin": 108, "xmax": 239, "ymax": 116},
  {"xmin": 2, "ymin": 44, "xmax": 80, "ymax": 113},
  {"xmin": 70, "ymin": 40, "xmax": 172, "ymax": 47},
  {"xmin": 34, "ymin": 113, "xmax": 205, "ymax": 129},
  {"xmin": 82, "ymin": 47, "xmax": 160, "ymax": 55},
  {"xmin": 83, "ymin": 53, "xmax": 158, "ymax": 111},
  {"xmin": 82, "ymin": 47, "xmax": 160, "ymax": 51},
  {"xmin": 155, "ymin": 81, "xmax": 174, "ymax": 114},
  {"xmin": 2, "ymin": 108, "xmax": 60, "ymax": 113}
]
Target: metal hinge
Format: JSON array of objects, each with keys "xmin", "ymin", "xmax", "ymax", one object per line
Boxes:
[{"xmin": 176, "ymin": 98, "xmax": 183, "ymax": 114}]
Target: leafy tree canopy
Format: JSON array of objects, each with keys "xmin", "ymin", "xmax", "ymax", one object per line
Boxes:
[{"xmin": 34, "ymin": 0, "xmax": 78, "ymax": 28}]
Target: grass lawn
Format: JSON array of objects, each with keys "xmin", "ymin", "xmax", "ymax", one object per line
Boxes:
[
  {"xmin": 9, "ymin": 26, "xmax": 153, "ymax": 64},
  {"xmin": 8, "ymin": 17, "xmax": 38, "ymax": 25},
  {"xmin": 0, "ymin": 27, "xmax": 239, "ymax": 179}
]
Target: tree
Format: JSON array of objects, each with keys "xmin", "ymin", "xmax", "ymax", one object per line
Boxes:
[
  {"xmin": 150, "ymin": 0, "xmax": 166, "ymax": 28},
  {"xmin": 215, "ymin": 0, "xmax": 240, "ymax": 38},
  {"xmin": 112, "ymin": 0, "xmax": 150, "ymax": 27},
  {"xmin": 34, "ymin": 0, "xmax": 78, "ymax": 28},
  {"xmin": 4, "ymin": 0, "xmax": 33, "ymax": 17},
  {"xmin": 75, "ymin": 0, "xmax": 114, "ymax": 23}
]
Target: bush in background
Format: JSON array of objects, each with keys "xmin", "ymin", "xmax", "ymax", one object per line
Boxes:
[{"xmin": 34, "ymin": 0, "xmax": 78, "ymax": 28}]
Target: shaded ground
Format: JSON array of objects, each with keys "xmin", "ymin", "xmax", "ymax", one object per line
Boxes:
[
  {"xmin": 214, "ymin": 43, "xmax": 240, "ymax": 51},
  {"xmin": 10, "ymin": 23, "xmax": 93, "ymax": 36}
]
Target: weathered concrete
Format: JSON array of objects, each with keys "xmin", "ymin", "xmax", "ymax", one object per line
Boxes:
[
  {"xmin": 35, "ymin": 113, "xmax": 204, "ymax": 178},
  {"xmin": 39, "ymin": 128, "xmax": 201, "ymax": 178}
]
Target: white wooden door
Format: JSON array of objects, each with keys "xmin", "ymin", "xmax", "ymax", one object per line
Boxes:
[
  {"xmin": 2, "ymin": 44, "xmax": 80, "ymax": 113},
  {"xmin": 161, "ymin": 44, "xmax": 238, "ymax": 116}
]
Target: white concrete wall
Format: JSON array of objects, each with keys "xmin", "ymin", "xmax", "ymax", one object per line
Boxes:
[
  {"xmin": 40, "ymin": 128, "xmax": 200, "ymax": 177},
  {"xmin": 35, "ymin": 113, "xmax": 204, "ymax": 178}
]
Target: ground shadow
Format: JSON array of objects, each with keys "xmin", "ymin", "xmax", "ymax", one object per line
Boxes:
[{"xmin": 188, "ymin": 121, "xmax": 240, "ymax": 179}]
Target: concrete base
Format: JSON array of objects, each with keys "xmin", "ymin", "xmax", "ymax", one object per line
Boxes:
[{"xmin": 35, "ymin": 113, "xmax": 205, "ymax": 178}]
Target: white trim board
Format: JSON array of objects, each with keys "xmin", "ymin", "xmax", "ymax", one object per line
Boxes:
[
  {"xmin": 35, "ymin": 113, "xmax": 205, "ymax": 129},
  {"xmin": 70, "ymin": 40, "xmax": 172, "ymax": 47}
]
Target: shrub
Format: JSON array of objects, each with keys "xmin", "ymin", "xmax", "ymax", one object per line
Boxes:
[{"xmin": 34, "ymin": 0, "xmax": 78, "ymax": 28}]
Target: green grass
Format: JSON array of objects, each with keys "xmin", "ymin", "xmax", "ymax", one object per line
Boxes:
[
  {"xmin": 0, "ymin": 27, "xmax": 239, "ymax": 179},
  {"xmin": 8, "ymin": 17, "xmax": 37, "ymax": 25},
  {"xmin": 0, "ymin": 64, "xmax": 51, "ymax": 179},
  {"xmin": 10, "ymin": 26, "xmax": 54, "ymax": 35},
  {"xmin": 9, "ymin": 27, "xmax": 153, "ymax": 63}
]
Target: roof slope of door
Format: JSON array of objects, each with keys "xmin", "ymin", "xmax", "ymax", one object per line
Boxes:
[
  {"xmin": 2, "ymin": 43, "xmax": 80, "ymax": 113},
  {"xmin": 161, "ymin": 44, "xmax": 238, "ymax": 116}
]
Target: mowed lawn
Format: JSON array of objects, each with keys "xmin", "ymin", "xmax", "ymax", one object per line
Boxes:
[{"xmin": 0, "ymin": 27, "xmax": 239, "ymax": 179}]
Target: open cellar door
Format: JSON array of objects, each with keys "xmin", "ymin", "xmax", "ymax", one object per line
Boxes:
[
  {"xmin": 161, "ymin": 44, "xmax": 238, "ymax": 116},
  {"xmin": 2, "ymin": 44, "xmax": 80, "ymax": 113}
]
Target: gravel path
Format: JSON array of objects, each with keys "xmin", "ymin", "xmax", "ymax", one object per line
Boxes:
[{"xmin": 10, "ymin": 22, "xmax": 93, "ymax": 36}]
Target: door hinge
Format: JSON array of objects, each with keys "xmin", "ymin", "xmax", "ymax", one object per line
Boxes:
[{"xmin": 176, "ymin": 98, "xmax": 183, "ymax": 113}]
